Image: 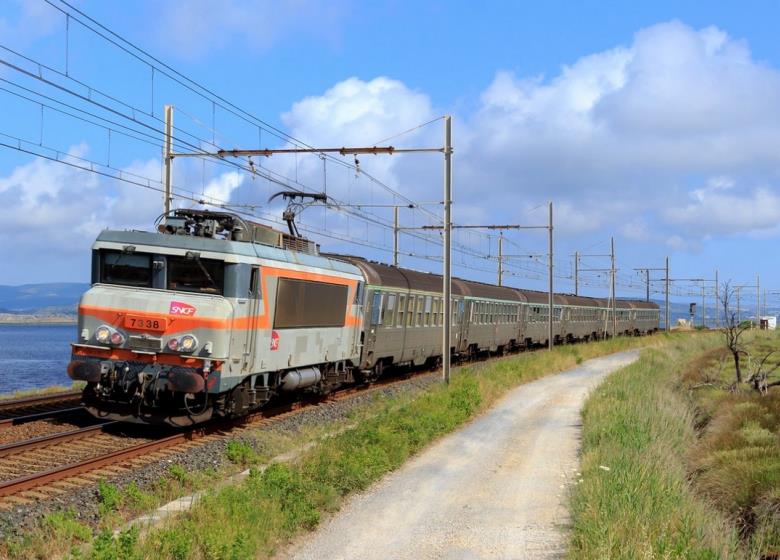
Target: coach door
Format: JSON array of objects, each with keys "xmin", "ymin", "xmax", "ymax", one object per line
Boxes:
[{"xmin": 242, "ymin": 267, "xmax": 262, "ymax": 373}]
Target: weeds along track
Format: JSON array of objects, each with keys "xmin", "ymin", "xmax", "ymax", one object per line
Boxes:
[{"xmin": 0, "ymin": 391, "xmax": 87, "ymax": 432}]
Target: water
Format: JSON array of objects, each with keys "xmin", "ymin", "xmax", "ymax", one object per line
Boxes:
[{"xmin": 0, "ymin": 324, "xmax": 76, "ymax": 396}]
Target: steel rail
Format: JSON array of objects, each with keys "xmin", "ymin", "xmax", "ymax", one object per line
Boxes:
[
  {"xmin": 0, "ymin": 390, "xmax": 82, "ymax": 414},
  {"xmin": 0, "ymin": 422, "xmax": 115, "ymax": 459},
  {"xmin": 0, "ymin": 406, "xmax": 90, "ymax": 431}
]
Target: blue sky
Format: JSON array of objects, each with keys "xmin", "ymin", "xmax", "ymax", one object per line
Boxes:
[{"xmin": 1, "ymin": 0, "xmax": 779, "ymax": 313}]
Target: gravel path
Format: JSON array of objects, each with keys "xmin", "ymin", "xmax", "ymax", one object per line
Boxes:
[{"xmin": 281, "ymin": 350, "xmax": 639, "ymax": 560}]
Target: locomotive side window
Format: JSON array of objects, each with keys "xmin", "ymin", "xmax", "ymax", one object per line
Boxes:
[
  {"xmin": 100, "ymin": 251, "xmax": 152, "ymax": 288},
  {"xmin": 168, "ymin": 256, "xmax": 225, "ymax": 294},
  {"xmin": 274, "ymin": 278, "xmax": 348, "ymax": 329}
]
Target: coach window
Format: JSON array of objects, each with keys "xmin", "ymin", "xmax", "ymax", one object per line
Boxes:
[
  {"xmin": 423, "ymin": 296, "xmax": 432, "ymax": 326},
  {"xmin": 385, "ymin": 293, "xmax": 397, "ymax": 326},
  {"xmin": 416, "ymin": 297, "xmax": 424, "ymax": 326},
  {"xmin": 371, "ymin": 292, "xmax": 383, "ymax": 326},
  {"xmin": 397, "ymin": 295, "xmax": 406, "ymax": 327},
  {"xmin": 407, "ymin": 296, "xmax": 415, "ymax": 326}
]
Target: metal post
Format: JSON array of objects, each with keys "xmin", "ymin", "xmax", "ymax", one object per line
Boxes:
[
  {"xmin": 442, "ymin": 116, "xmax": 452, "ymax": 384},
  {"xmin": 757, "ymin": 274, "xmax": 760, "ymax": 328},
  {"xmin": 497, "ymin": 232, "xmax": 503, "ymax": 287},
  {"xmin": 645, "ymin": 269, "xmax": 650, "ymax": 302},
  {"xmin": 574, "ymin": 251, "xmax": 579, "ymax": 296},
  {"xmin": 701, "ymin": 285, "xmax": 705, "ymax": 328},
  {"xmin": 163, "ymin": 104, "xmax": 174, "ymax": 216},
  {"xmin": 665, "ymin": 256, "xmax": 670, "ymax": 332},
  {"xmin": 611, "ymin": 237, "xmax": 616, "ymax": 337},
  {"xmin": 393, "ymin": 206, "xmax": 399, "ymax": 267},
  {"xmin": 737, "ymin": 287, "xmax": 741, "ymax": 324},
  {"xmin": 715, "ymin": 269, "xmax": 719, "ymax": 328},
  {"xmin": 548, "ymin": 201, "xmax": 554, "ymax": 350}
]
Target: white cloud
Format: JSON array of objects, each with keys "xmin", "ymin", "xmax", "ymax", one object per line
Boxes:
[
  {"xmin": 665, "ymin": 184, "xmax": 780, "ymax": 235},
  {"xmin": 153, "ymin": 0, "xmax": 351, "ymax": 59},
  {"xmin": 0, "ymin": 145, "xmax": 247, "ymax": 283}
]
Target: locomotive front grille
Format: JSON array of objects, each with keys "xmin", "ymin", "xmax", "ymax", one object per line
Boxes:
[{"xmin": 128, "ymin": 335, "xmax": 163, "ymax": 352}]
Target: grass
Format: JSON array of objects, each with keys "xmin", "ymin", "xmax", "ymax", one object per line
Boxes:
[
  {"xmin": 0, "ymin": 382, "xmax": 85, "ymax": 401},
  {"xmin": 570, "ymin": 330, "xmax": 780, "ymax": 559},
  {"xmin": 3, "ymin": 333, "xmax": 660, "ymax": 560},
  {"xmin": 682, "ymin": 331, "xmax": 780, "ymax": 556},
  {"xmin": 569, "ymin": 333, "xmax": 742, "ymax": 559}
]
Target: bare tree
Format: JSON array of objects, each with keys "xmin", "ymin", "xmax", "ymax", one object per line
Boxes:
[
  {"xmin": 745, "ymin": 351, "xmax": 780, "ymax": 394},
  {"xmin": 719, "ymin": 280, "xmax": 751, "ymax": 385}
]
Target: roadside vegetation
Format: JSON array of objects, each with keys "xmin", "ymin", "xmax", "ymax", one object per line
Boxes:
[
  {"xmin": 571, "ymin": 325, "xmax": 780, "ymax": 559},
  {"xmin": 0, "ymin": 382, "xmax": 84, "ymax": 401},
  {"xmin": 3, "ymin": 334, "xmax": 659, "ymax": 560}
]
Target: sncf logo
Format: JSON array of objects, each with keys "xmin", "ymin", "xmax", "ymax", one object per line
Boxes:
[{"xmin": 169, "ymin": 301, "xmax": 197, "ymax": 316}]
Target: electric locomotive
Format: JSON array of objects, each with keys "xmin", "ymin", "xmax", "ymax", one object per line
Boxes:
[{"xmin": 68, "ymin": 209, "xmax": 365, "ymax": 426}]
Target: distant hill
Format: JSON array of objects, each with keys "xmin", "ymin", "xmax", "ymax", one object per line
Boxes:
[{"xmin": 0, "ymin": 283, "xmax": 88, "ymax": 314}]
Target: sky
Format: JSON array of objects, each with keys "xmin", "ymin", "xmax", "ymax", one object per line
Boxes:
[{"xmin": 1, "ymin": 0, "xmax": 779, "ymax": 311}]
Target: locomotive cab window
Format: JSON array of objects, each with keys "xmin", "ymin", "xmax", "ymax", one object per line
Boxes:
[
  {"xmin": 167, "ymin": 255, "xmax": 225, "ymax": 295},
  {"xmin": 100, "ymin": 250, "xmax": 152, "ymax": 288}
]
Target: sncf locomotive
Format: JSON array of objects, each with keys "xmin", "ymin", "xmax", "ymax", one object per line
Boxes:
[{"xmin": 67, "ymin": 209, "xmax": 659, "ymax": 426}]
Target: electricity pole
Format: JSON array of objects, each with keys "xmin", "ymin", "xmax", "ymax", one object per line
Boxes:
[
  {"xmin": 497, "ymin": 232, "xmax": 504, "ymax": 286},
  {"xmin": 610, "ymin": 237, "xmax": 616, "ymax": 337},
  {"xmin": 757, "ymin": 274, "xmax": 761, "ymax": 328},
  {"xmin": 393, "ymin": 206, "xmax": 399, "ymax": 267},
  {"xmin": 443, "ymin": 115, "xmax": 452, "ymax": 383},
  {"xmin": 574, "ymin": 251, "xmax": 579, "ymax": 296},
  {"xmin": 715, "ymin": 269, "xmax": 719, "ymax": 327},
  {"xmin": 701, "ymin": 285, "xmax": 705, "ymax": 328},
  {"xmin": 548, "ymin": 202, "xmax": 554, "ymax": 350},
  {"xmin": 163, "ymin": 104, "xmax": 174, "ymax": 215},
  {"xmin": 666, "ymin": 257, "xmax": 670, "ymax": 332}
]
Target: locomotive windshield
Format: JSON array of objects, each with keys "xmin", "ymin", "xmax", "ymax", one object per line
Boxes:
[
  {"xmin": 167, "ymin": 256, "xmax": 224, "ymax": 294},
  {"xmin": 101, "ymin": 251, "xmax": 152, "ymax": 287},
  {"xmin": 98, "ymin": 250, "xmax": 225, "ymax": 294}
]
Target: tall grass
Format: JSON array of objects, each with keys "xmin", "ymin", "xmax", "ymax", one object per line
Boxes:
[{"xmin": 569, "ymin": 334, "xmax": 742, "ymax": 559}]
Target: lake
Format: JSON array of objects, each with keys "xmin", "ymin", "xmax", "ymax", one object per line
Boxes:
[{"xmin": 0, "ymin": 324, "xmax": 76, "ymax": 396}]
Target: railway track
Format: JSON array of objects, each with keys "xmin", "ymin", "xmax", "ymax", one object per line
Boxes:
[
  {"xmin": 0, "ymin": 390, "xmax": 86, "ymax": 431},
  {"xmin": 0, "ymin": 372, "xmax": 429, "ymax": 506}
]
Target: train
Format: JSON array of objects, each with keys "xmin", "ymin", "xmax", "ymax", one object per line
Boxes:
[{"xmin": 67, "ymin": 209, "xmax": 659, "ymax": 426}]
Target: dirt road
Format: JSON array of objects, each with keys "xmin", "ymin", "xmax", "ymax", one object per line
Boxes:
[{"xmin": 282, "ymin": 350, "xmax": 639, "ymax": 560}]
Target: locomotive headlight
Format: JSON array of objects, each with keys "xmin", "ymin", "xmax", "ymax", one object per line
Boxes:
[
  {"xmin": 95, "ymin": 325, "xmax": 112, "ymax": 344},
  {"xmin": 167, "ymin": 338, "xmax": 180, "ymax": 351},
  {"xmin": 179, "ymin": 335, "xmax": 198, "ymax": 353}
]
